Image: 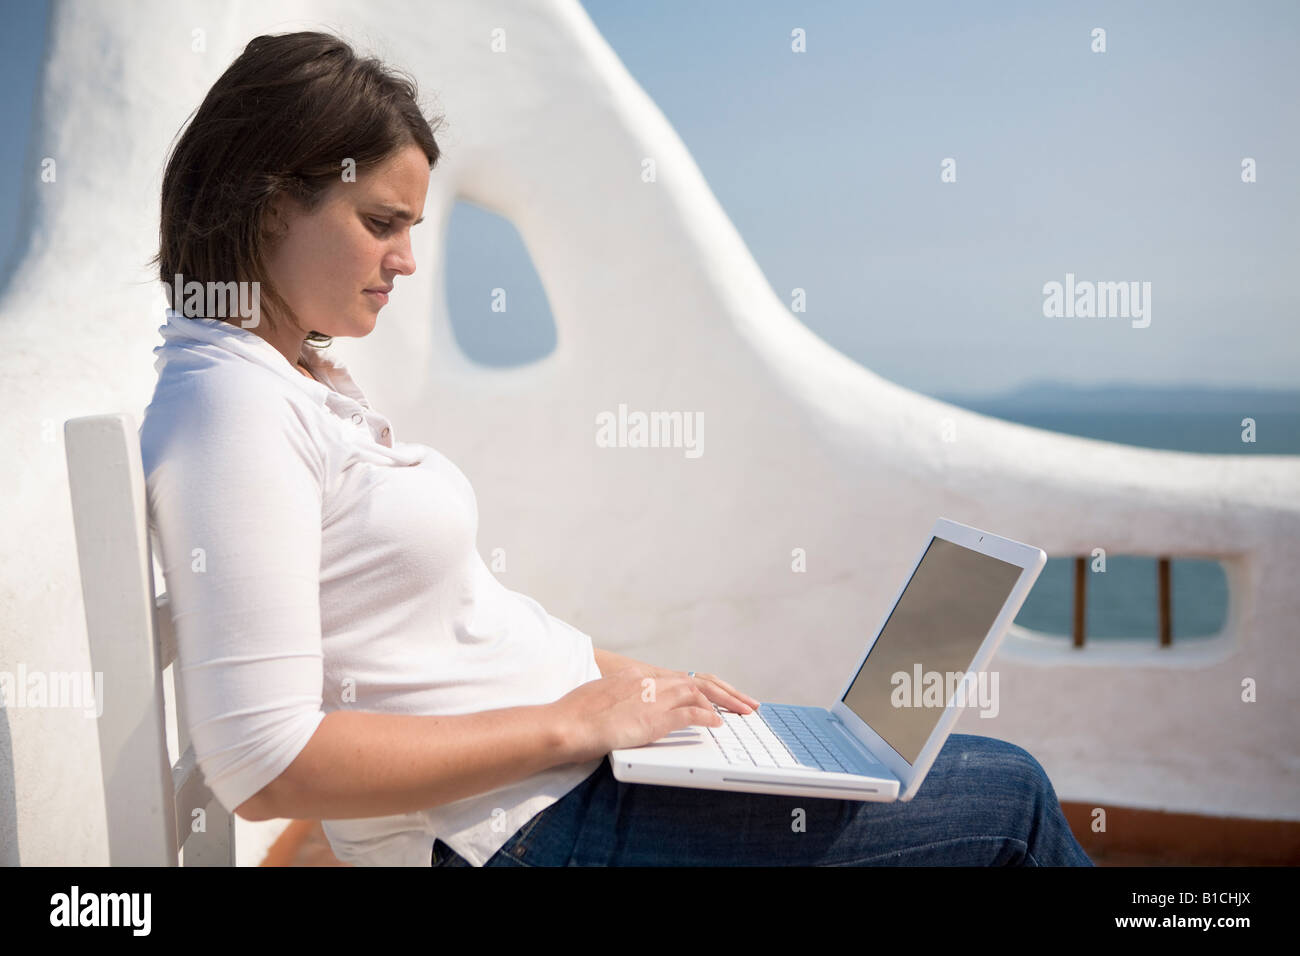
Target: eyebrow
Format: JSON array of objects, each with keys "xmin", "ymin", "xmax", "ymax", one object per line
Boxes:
[{"xmin": 373, "ymin": 203, "xmax": 424, "ymax": 226}]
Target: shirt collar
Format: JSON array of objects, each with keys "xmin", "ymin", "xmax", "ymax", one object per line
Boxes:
[{"xmin": 154, "ymin": 308, "xmax": 371, "ymax": 409}]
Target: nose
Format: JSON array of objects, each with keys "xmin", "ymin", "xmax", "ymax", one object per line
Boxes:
[{"xmin": 386, "ymin": 231, "xmax": 417, "ymax": 277}]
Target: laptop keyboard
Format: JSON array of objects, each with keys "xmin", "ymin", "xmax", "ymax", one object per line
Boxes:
[{"xmin": 706, "ymin": 703, "xmax": 871, "ymax": 773}]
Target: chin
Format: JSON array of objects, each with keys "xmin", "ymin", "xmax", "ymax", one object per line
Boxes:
[{"xmin": 327, "ymin": 314, "xmax": 376, "ymax": 338}]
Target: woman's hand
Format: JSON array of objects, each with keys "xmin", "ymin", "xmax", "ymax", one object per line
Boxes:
[
  {"xmin": 592, "ymin": 648, "xmax": 760, "ymax": 715},
  {"xmin": 548, "ymin": 664, "xmax": 762, "ymax": 764},
  {"xmin": 649, "ymin": 665, "xmax": 760, "ymax": 716}
]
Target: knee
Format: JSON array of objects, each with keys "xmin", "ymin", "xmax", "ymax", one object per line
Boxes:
[{"xmin": 945, "ymin": 734, "xmax": 1056, "ymax": 798}]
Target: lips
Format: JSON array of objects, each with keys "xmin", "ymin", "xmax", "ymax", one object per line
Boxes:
[{"xmin": 363, "ymin": 288, "xmax": 390, "ymax": 305}]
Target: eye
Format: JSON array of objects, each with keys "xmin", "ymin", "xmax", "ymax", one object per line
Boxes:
[{"xmin": 367, "ymin": 217, "xmax": 391, "ymax": 234}]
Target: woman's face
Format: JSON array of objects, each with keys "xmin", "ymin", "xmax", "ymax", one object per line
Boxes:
[{"xmin": 256, "ymin": 142, "xmax": 429, "ymax": 359}]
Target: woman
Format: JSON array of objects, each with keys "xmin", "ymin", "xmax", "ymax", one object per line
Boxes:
[{"xmin": 141, "ymin": 30, "xmax": 1093, "ymax": 867}]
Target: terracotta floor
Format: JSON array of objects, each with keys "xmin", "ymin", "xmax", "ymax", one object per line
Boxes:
[{"xmin": 261, "ymin": 820, "xmax": 350, "ymax": 867}]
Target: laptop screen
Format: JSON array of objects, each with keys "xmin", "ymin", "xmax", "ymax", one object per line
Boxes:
[{"xmin": 840, "ymin": 536, "xmax": 1024, "ymax": 764}]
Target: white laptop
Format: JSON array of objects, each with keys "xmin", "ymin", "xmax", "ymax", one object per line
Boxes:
[{"xmin": 608, "ymin": 518, "xmax": 1047, "ymax": 802}]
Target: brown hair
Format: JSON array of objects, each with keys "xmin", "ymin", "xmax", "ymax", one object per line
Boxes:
[{"xmin": 149, "ymin": 30, "xmax": 443, "ymax": 347}]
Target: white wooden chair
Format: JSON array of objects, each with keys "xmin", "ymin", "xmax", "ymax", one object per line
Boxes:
[{"xmin": 64, "ymin": 412, "xmax": 236, "ymax": 866}]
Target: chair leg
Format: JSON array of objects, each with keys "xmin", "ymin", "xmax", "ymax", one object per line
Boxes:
[{"xmin": 180, "ymin": 801, "xmax": 237, "ymax": 866}]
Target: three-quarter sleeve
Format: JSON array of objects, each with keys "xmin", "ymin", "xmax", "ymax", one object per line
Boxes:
[{"xmin": 142, "ymin": 382, "xmax": 329, "ymax": 816}]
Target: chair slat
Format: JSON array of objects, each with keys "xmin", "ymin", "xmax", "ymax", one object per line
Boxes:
[
  {"xmin": 65, "ymin": 412, "xmax": 236, "ymax": 866},
  {"xmin": 172, "ymin": 745, "xmax": 218, "ymax": 846},
  {"xmin": 155, "ymin": 593, "xmax": 178, "ymax": 670}
]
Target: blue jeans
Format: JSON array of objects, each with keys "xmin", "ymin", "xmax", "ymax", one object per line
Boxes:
[{"xmin": 430, "ymin": 733, "xmax": 1095, "ymax": 866}]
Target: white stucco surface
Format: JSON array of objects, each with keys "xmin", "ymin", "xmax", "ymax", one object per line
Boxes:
[{"xmin": 1, "ymin": 0, "xmax": 1296, "ymax": 865}]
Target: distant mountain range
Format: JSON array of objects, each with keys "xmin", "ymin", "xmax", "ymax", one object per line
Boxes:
[{"xmin": 934, "ymin": 382, "xmax": 1300, "ymax": 415}]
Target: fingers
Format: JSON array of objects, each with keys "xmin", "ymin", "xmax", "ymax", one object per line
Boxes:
[
  {"xmin": 689, "ymin": 706, "xmax": 723, "ymax": 728},
  {"xmin": 661, "ymin": 679, "xmax": 721, "ymax": 726},
  {"xmin": 634, "ymin": 673, "xmax": 759, "ymax": 731},
  {"xmin": 711, "ymin": 675, "xmax": 761, "ymax": 709},
  {"xmin": 687, "ymin": 672, "xmax": 760, "ymax": 714},
  {"xmin": 675, "ymin": 677, "xmax": 718, "ymax": 717},
  {"xmin": 651, "ymin": 670, "xmax": 758, "ymax": 712},
  {"xmin": 665, "ymin": 702, "xmax": 722, "ymax": 730},
  {"xmin": 633, "ymin": 674, "xmax": 718, "ymax": 722}
]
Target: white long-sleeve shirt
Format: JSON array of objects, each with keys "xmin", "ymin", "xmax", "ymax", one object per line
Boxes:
[{"xmin": 139, "ymin": 309, "xmax": 604, "ymax": 866}]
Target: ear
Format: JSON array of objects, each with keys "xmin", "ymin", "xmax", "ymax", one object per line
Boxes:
[{"xmin": 261, "ymin": 194, "xmax": 292, "ymax": 243}]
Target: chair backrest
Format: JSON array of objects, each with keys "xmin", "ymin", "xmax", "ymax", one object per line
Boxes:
[{"xmin": 63, "ymin": 412, "xmax": 236, "ymax": 866}]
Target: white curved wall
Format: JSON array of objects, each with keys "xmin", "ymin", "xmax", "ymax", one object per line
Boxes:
[{"xmin": 1, "ymin": 0, "xmax": 1297, "ymax": 864}]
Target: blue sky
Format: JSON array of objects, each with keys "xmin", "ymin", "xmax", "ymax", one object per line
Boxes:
[{"xmin": 2, "ymin": 1, "xmax": 1296, "ymax": 397}]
